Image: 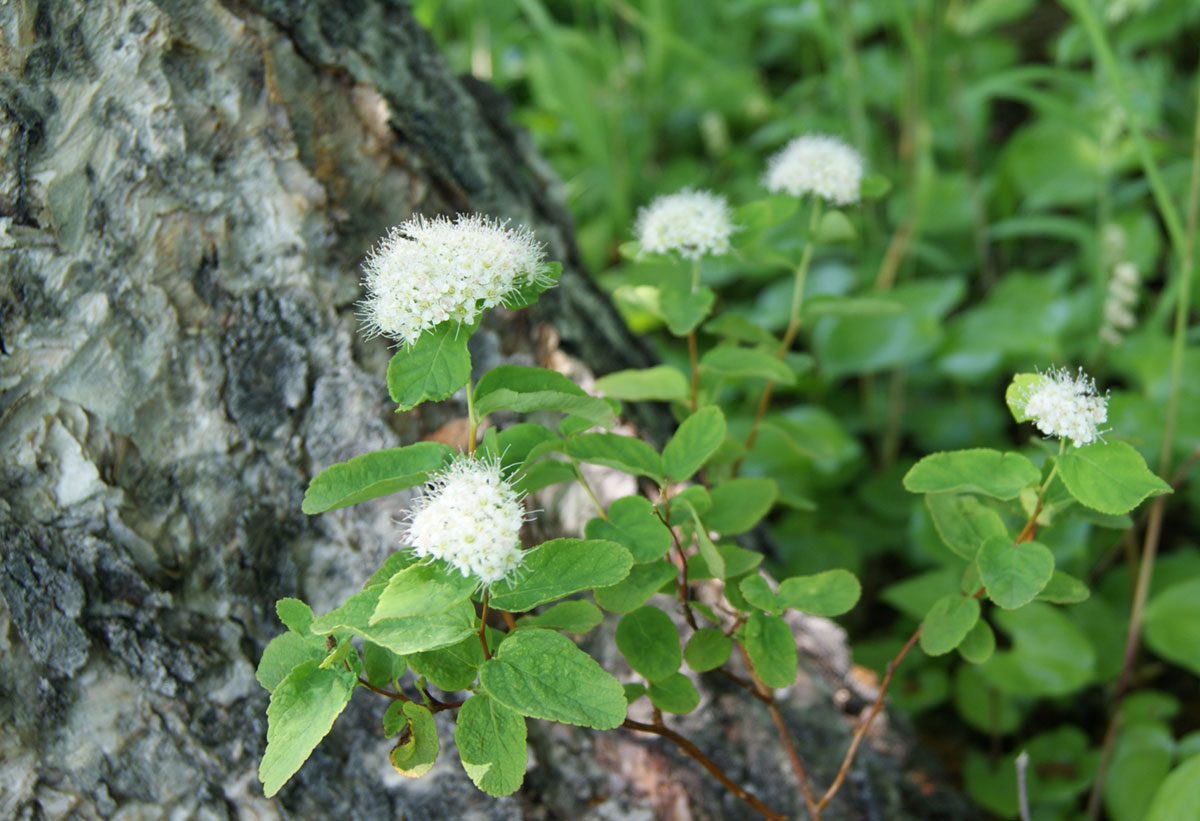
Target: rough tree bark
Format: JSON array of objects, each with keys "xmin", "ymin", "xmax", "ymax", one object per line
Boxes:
[{"xmin": 0, "ymin": 1, "xmax": 971, "ymax": 819}]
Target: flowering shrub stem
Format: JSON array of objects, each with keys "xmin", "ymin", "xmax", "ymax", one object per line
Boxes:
[
  {"xmin": 465, "ymin": 375, "xmax": 479, "ymax": 456},
  {"xmin": 478, "ymin": 589, "xmax": 492, "ymax": 661},
  {"xmin": 688, "ymin": 259, "xmax": 702, "ymax": 411}
]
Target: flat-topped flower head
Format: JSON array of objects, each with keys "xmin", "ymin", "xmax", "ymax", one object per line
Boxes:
[
  {"xmin": 361, "ymin": 213, "xmax": 548, "ymax": 345},
  {"xmin": 764, "ymin": 135, "xmax": 864, "ymax": 205},
  {"xmin": 402, "ymin": 457, "xmax": 528, "ymax": 587},
  {"xmin": 1022, "ymin": 367, "xmax": 1109, "ymax": 447},
  {"xmin": 634, "ymin": 189, "xmax": 735, "ymax": 260}
]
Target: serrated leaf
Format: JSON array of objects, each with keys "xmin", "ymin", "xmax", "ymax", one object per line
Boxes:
[
  {"xmin": 700, "ymin": 345, "xmax": 795, "ymax": 385},
  {"xmin": 302, "ymin": 442, "xmax": 454, "ymax": 514},
  {"xmin": 903, "ymin": 449, "xmax": 1040, "ymax": 500},
  {"xmin": 276, "ymin": 598, "xmax": 316, "ymax": 637},
  {"xmin": 455, "ymin": 694, "xmax": 528, "ymax": 797},
  {"xmin": 389, "ymin": 702, "xmax": 439, "ymax": 778},
  {"xmin": 517, "ymin": 600, "xmax": 604, "ymax": 634},
  {"xmin": 593, "ymin": 560, "xmax": 678, "ymax": 613},
  {"xmin": 407, "ymin": 634, "xmax": 485, "ymax": 691},
  {"xmin": 958, "ymin": 618, "xmax": 995, "ymax": 664},
  {"xmin": 704, "ymin": 478, "xmax": 777, "ymax": 535},
  {"xmin": 616, "ymin": 606, "xmax": 681, "ymax": 682},
  {"xmin": 474, "ymin": 366, "xmax": 615, "ymax": 427},
  {"xmin": 1058, "ymin": 441, "xmax": 1172, "ymax": 514},
  {"xmin": 372, "ymin": 562, "xmax": 477, "ymax": 623},
  {"xmin": 310, "ymin": 588, "xmax": 476, "ymax": 655},
  {"xmin": 684, "ymin": 628, "xmax": 732, "ymax": 672},
  {"xmin": 565, "ymin": 433, "xmax": 663, "ymax": 480},
  {"xmin": 488, "ymin": 538, "xmax": 633, "ymax": 612},
  {"xmin": 648, "ymin": 673, "xmax": 700, "ymax": 714},
  {"xmin": 739, "ymin": 612, "xmax": 797, "ymax": 688},
  {"xmin": 585, "ymin": 496, "xmax": 672, "ymax": 563},
  {"xmin": 594, "ymin": 366, "xmax": 689, "ymax": 402},
  {"xmin": 479, "ymin": 629, "xmax": 626, "ymax": 729},
  {"xmin": 387, "ymin": 323, "xmax": 472, "ymax": 411},
  {"xmin": 663, "ymin": 406, "xmax": 726, "ymax": 482},
  {"xmin": 256, "ymin": 633, "xmax": 326, "ymax": 692},
  {"xmin": 259, "ymin": 659, "xmax": 356, "ymax": 796},
  {"xmin": 977, "ymin": 537, "xmax": 1055, "ymax": 609},
  {"xmin": 777, "ymin": 569, "xmax": 861, "ymax": 616},
  {"xmin": 925, "ymin": 494, "xmax": 1010, "ymax": 560},
  {"xmin": 1036, "ymin": 570, "xmax": 1090, "ymax": 604},
  {"xmin": 920, "ymin": 595, "xmax": 981, "ymax": 656}
]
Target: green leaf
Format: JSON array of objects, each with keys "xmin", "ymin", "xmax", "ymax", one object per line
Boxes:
[
  {"xmin": 980, "ymin": 602, "xmax": 1095, "ymax": 696},
  {"xmin": 594, "ymin": 366, "xmax": 689, "ymax": 402},
  {"xmin": 684, "ymin": 628, "xmax": 732, "ymax": 672},
  {"xmin": 593, "ymin": 560, "xmax": 678, "ymax": 613},
  {"xmin": 920, "ymin": 595, "xmax": 981, "ymax": 656},
  {"xmin": 259, "ymin": 659, "xmax": 356, "ymax": 796},
  {"xmin": 517, "ymin": 600, "xmax": 604, "ymax": 634},
  {"xmin": 389, "ymin": 702, "xmax": 439, "ymax": 778},
  {"xmin": 958, "ymin": 618, "xmax": 995, "ymax": 664},
  {"xmin": 1145, "ymin": 757, "xmax": 1200, "ymax": 821},
  {"xmin": 513, "ymin": 459, "xmax": 578, "ymax": 494},
  {"xmin": 585, "ymin": 496, "xmax": 672, "ymax": 563},
  {"xmin": 367, "ymin": 551, "xmax": 418, "ymax": 587},
  {"xmin": 648, "ymin": 673, "xmax": 700, "ymax": 714},
  {"xmin": 700, "ymin": 346, "xmax": 795, "ymax": 385},
  {"xmin": 925, "ymin": 494, "xmax": 1010, "ymax": 560},
  {"xmin": 301, "ymin": 442, "xmax": 454, "ymax": 514},
  {"xmin": 703, "ymin": 314, "xmax": 779, "ymax": 347},
  {"xmin": 703, "ymin": 478, "xmax": 778, "ymax": 535},
  {"xmin": 382, "ymin": 700, "xmax": 408, "ymax": 737},
  {"xmin": 977, "ymin": 537, "xmax": 1055, "ymax": 610},
  {"xmin": 256, "ymin": 633, "xmax": 326, "ymax": 692},
  {"xmin": 663, "ymin": 406, "xmax": 726, "ymax": 482},
  {"xmin": 740, "ymin": 575, "xmax": 784, "ymax": 616},
  {"xmin": 362, "ymin": 641, "xmax": 405, "ymax": 688},
  {"xmin": 860, "ymin": 173, "xmax": 892, "ymax": 199},
  {"xmin": 1004, "ymin": 373, "xmax": 1041, "ymax": 423},
  {"xmin": 903, "ymin": 449, "xmax": 1040, "ymax": 500},
  {"xmin": 372, "ymin": 562, "xmax": 478, "ymax": 623},
  {"xmin": 565, "ymin": 433, "xmax": 663, "ymax": 481},
  {"xmin": 310, "ymin": 588, "xmax": 476, "ymax": 655},
  {"xmin": 387, "ymin": 323, "xmax": 472, "ymax": 411},
  {"xmin": 276, "ymin": 598, "xmax": 317, "ymax": 637},
  {"xmin": 496, "ymin": 424, "xmax": 560, "ymax": 471},
  {"xmin": 802, "ymin": 295, "xmax": 903, "ymax": 318},
  {"xmin": 1106, "ymin": 724, "xmax": 1174, "ymax": 821},
  {"xmin": 624, "ymin": 683, "xmax": 647, "ymax": 704},
  {"xmin": 739, "ymin": 612, "xmax": 797, "ymax": 688},
  {"xmin": 666, "ymin": 485, "xmax": 712, "ymax": 524},
  {"xmin": 1036, "ymin": 570, "xmax": 1090, "ymax": 604},
  {"xmin": 407, "ymin": 634, "xmax": 485, "ymax": 691},
  {"xmin": 479, "ymin": 629, "xmax": 627, "ymax": 729},
  {"xmin": 1144, "ymin": 577, "xmax": 1200, "ymax": 676},
  {"xmin": 474, "ymin": 365, "xmax": 615, "ymax": 427},
  {"xmin": 616, "ymin": 606, "xmax": 681, "ymax": 682},
  {"xmin": 815, "ymin": 209, "xmax": 857, "ymax": 244},
  {"xmin": 1058, "ymin": 441, "xmax": 1172, "ymax": 514},
  {"xmin": 777, "ymin": 570, "xmax": 861, "ymax": 616},
  {"xmin": 881, "ymin": 567, "xmax": 961, "ymax": 620},
  {"xmin": 687, "ymin": 539, "xmax": 763, "ymax": 581},
  {"xmin": 686, "ymin": 502, "xmax": 724, "ymax": 580},
  {"xmin": 488, "ymin": 538, "xmax": 633, "ymax": 612},
  {"xmin": 661, "ymin": 284, "xmax": 715, "ymax": 335},
  {"xmin": 504, "ymin": 261, "xmax": 562, "ymax": 310},
  {"xmin": 455, "ymin": 694, "xmax": 528, "ymax": 797}
]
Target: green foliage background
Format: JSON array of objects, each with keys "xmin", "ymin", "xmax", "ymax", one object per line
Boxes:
[{"xmin": 417, "ymin": 1, "xmax": 1200, "ymax": 817}]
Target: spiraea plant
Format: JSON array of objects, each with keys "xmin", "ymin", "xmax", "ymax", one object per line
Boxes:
[{"xmin": 255, "ymin": 126, "xmax": 1173, "ymax": 817}]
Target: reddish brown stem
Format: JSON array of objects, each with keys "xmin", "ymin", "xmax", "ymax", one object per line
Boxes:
[
  {"xmin": 816, "ymin": 625, "xmax": 922, "ymax": 813},
  {"xmin": 622, "ymin": 719, "xmax": 787, "ymax": 821},
  {"xmin": 478, "ymin": 591, "xmax": 492, "ymax": 660},
  {"xmin": 655, "ymin": 506, "xmax": 699, "ymax": 630}
]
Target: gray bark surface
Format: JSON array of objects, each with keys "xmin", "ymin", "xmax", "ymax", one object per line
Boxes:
[{"xmin": 0, "ymin": 1, "xmax": 972, "ymax": 818}]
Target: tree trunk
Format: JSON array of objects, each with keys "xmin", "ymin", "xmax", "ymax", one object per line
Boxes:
[{"xmin": 0, "ymin": 1, "xmax": 970, "ymax": 818}]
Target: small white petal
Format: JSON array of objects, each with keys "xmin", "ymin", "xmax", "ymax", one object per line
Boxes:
[
  {"xmin": 763, "ymin": 135, "xmax": 864, "ymax": 205},
  {"xmin": 634, "ymin": 189, "xmax": 735, "ymax": 260},
  {"xmin": 1022, "ymin": 366, "xmax": 1109, "ymax": 447}
]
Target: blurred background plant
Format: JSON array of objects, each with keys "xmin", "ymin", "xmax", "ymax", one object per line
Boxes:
[{"xmin": 418, "ymin": 0, "xmax": 1200, "ymax": 817}]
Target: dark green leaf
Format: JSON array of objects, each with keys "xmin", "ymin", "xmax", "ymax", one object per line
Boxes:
[
  {"xmin": 407, "ymin": 634, "xmax": 485, "ymax": 691},
  {"xmin": 616, "ymin": 606, "xmax": 681, "ymax": 682},
  {"xmin": 648, "ymin": 673, "xmax": 700, "ymax": 714},
  {"xmin": 1058, "ymin": 441, "xmax": 1172, "ymax": 514},
  {"xmin": 920, "ymin": 595, "xmax": 981, "ymax": 656},
  {"xmin": 387, "ymin": 323, "xmax": 472, "ymax": 411},
  {"xmin": 276, "ymin": 598, "xmax": 317, "ymax": 637},
  {"xmin": 903, "ymin": 449, "xmax": 1040, "ymax": 500},
  {"xmin": 700, "ymin": 345, "xmax": 795, "ymax": 385},
  {"xmin": 980, "ymin": 603, "xmax": 1095, "ymax": 696},
  {"xmin": 684, "ymin": 628, "xmax": 732, "ymax": 672},
  {"xmin": 479, "ymin": 629, "xmax": 626, "ymax": 729},
  {"xmin": 474, "ymin": 366, "xmax": 615, "ymax": 427},
  {"xmin": 455, "ymin": 694, "xmax": 528, "ymax": 796},
  {"xmin": 662, "ymin": 407, "xmax": 726, "ymax": 482},
  {"xmin": 1145, "ymin": 757, "xmax": 1200, "ymax": 821},
  {"xmin": 585, "ymin": 496, "xmax": 672, "ymax": 563},
  {"xmin": 777, "ymin": 570, "xmax": 861, "ymax": 616},
  {"xmin": 740, "ymin": 574, "xmax": 784, "ymax": 616},
  {"xmin": 594, "ymin": 366, "xmax": 689, "ymax": 402},
  {"xmin": 566, "ymin": 433, "xmax": 663, "ymax": 480},
  {"xmin": 925, "ymin": 494, "xmax": 1010, "ymax": 560},
  {"xmin": 259, "ymin": 659, "xmax": 356, "ymax": 796},
  {"xmin": 739, "ymin": 612, "xmax": 797, "ymax": 688},
  {"xmin": 362, "ymin": 641, "xmax": 405, "ymax": 688},
  {"xmin": 517, "ymin": 600, "xmax": 604, "ymax": 634},
  {"xmin": 703, "ymin": 314, "xmax": 779, "ymax": 347},
  {"xmin": 495, "ymin": 424, "xmax": 560, "ymax": 471},
  {"xmin": 977, "ymin": 537, "xmax": 1055, "ymax": 610},
  {"xmin": 1144, "ymin": 577, "xmax": 1200, "ymax": 676},
  {"xmin": 310, "ymin": 587, "xmax": 476, "ymax": 655},
  {"xmin": 661, "ymin": 284, "xmax": 715, "ymax": 335},
  {"xmin": 687, "ymin": 539, "xmax": 763, "ymax": 580},
  {"xmin": 704, "ymin": 478, "xmax": 777, "ymax": 535},
  {"xmin": 1036, "ymin": 570, "xmax": 1090, "ymax": 604},
  {"xmin": 302, "ymin": 442, "xmax": 454, "ymax": 514},
  {"xmin": 593, "ymin": 560, "xmax": 678, "ymax": 613},
  {"xmin": 958, "ymin": 618, "xmax": 996, "ymax": 664},
  {"xmin": 488, "ymin": 538, "xmax": 633, "ymax": 612},
  {"xmin": 256, "ymin": 633, "xmax": 325, "ymax": 692}
]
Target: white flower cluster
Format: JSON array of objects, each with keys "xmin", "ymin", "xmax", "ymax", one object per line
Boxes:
[
  {"xmin": 1023, "ymin": 367, "xmax": 1109, "ymax": 447},
  {"xmin": 764, "ymin": 135, "xmax": 864, "ymax": 205},
  {"xmin": 403, "ymin": 458, "xmax": 527, "ymax": 586},
  {"xmin": 1099, "ymin": 261, "xmax": 1140, "ymax": 346},
  {"xmin": 634, "ymin": 189, "xmax": 735, "ymax": 260},
  {"xmin": 361, "ymin": 214, "xmax": 547, "ymax": 345}
]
